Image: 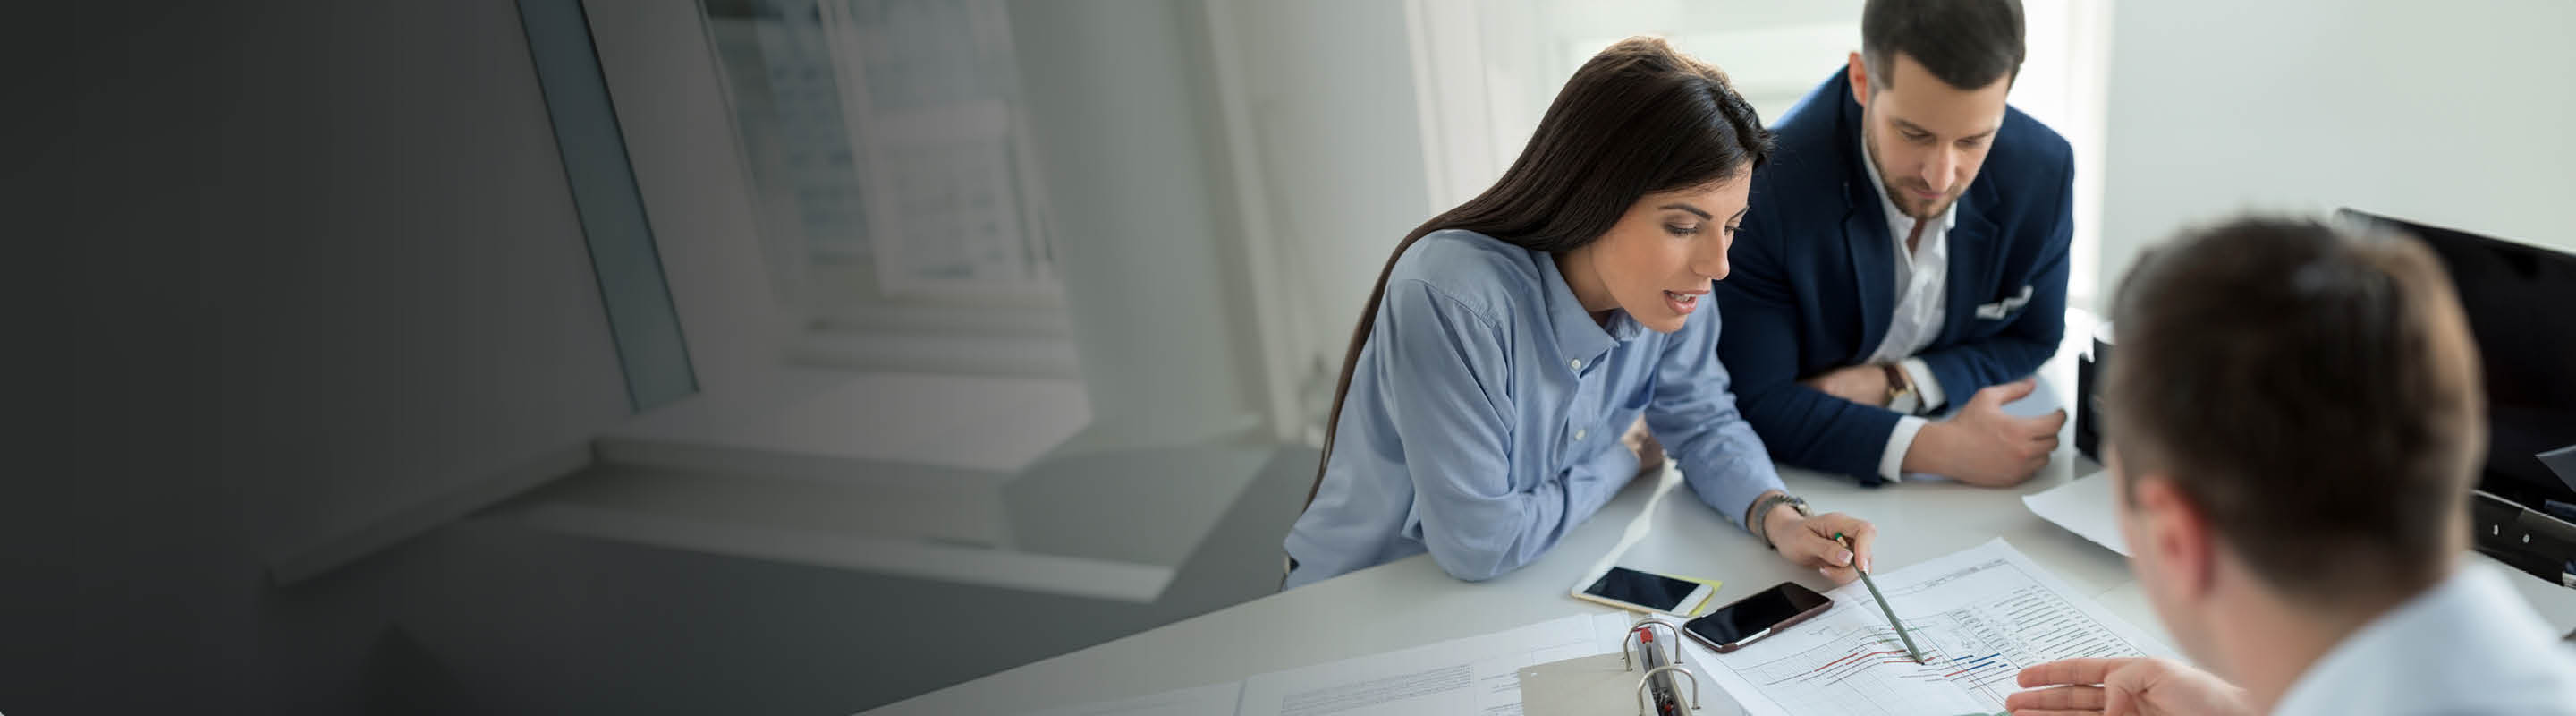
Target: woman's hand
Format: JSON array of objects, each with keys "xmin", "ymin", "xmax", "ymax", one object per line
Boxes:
[
  {"xmin": 1762, "ymin": 504, "xmax": 1876, "ymax": 584},
  {"xmin": 1621, "ymin": 416, "xmax": 1665, "ymax": 478},
  {"xmin": 2005, "ymin": 657, "xmax": 2250, "ymax": 716}
]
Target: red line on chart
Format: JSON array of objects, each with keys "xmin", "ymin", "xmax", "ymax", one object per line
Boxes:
[{"xmin": 1815, "ymin": 649, "xmax": 1908, "ymax": 672}]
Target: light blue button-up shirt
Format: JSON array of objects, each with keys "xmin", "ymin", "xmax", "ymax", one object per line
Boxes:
[{"xmin": 1283, "ymin": 230, "xmax": 1784, "ymax": 589}]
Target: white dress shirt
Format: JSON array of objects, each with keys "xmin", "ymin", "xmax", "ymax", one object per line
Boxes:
[
  {"xmin": 2271, "ymin": 562, "xmax": 2576, "ymax": 715},
  {"xmin": 1857, "ymin": 133, "xmax": 1954, "ymax": 482}
]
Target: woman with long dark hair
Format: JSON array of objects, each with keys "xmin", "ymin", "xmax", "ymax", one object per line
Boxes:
[{"xmin": 1282, "ymin": 38, "xmax": 1879, "ymax": 590}]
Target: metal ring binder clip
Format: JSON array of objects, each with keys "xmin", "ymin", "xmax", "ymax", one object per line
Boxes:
[
  {"xmin": 1633, "ymin": 664, "xmax": 1702, "ymax": 714},
  {"xmin": 1623, "ymin": 621, "xmax": 1701, "ymax": 713},
  {"xmin": 1621, "ymin": 621, "xmax": 1683, "ymax": 670}
]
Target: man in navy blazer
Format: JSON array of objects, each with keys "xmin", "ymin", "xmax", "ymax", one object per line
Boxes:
[{"xmin": 1715, "ymin": 0, "xmax": 2072, "ymax": 488}]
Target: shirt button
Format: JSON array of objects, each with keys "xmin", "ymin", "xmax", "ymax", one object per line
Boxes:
[
  {"xmin": 1575, "ymin": 429, "xmax": 1588, "ymax": 440},
  {"xmin": 1569, "ymin": 359, "xmax": 1583, "ymax": 370}
]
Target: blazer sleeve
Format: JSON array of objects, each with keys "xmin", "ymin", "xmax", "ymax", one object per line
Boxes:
[{"xmin": 1714, "ymin": 207, "xmax": 1908, "ymax": 482}]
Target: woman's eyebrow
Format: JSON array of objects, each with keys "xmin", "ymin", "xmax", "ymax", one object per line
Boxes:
[{"xmin": 1660, "ymin": 203, "xmax": 1712, "ymax": 220}]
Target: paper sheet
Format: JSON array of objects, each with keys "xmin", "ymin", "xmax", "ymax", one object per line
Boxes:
[
  {"xmin": 1231, "ymin": 612, "xmax": 1635, "ymax": 716},
  {"xmin": 2022, "ymin": 470, "xmax": 2131, "ymax": 556},
  {"xmin": 1681, "ymin": 539, "xmax": 2174, "ymax": 716}
]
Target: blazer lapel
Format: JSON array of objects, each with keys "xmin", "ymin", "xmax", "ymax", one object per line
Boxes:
[
  {"xmin": 1843, "ymin": 191, "xmax": 1894, "ymax": 361},
  {"xmin": 1939, "ymin": 183, "xmax": 2004, "ymax": 346},
  {"xmin": 1837, "ymin": 87, "xmax": 1895, "ymax": 362}
]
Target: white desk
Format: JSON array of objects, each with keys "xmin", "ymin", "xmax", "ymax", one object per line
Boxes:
[
  {"xmin": 872, "ymin": 463, "xmax": 2576, "ymax": 714},
  {"xmin": 867, "ymin": 317, "xmax": 2576, "ymax": 715}
]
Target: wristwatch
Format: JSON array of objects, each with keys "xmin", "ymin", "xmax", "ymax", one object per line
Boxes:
[
  {"xmin": 1750, "ymin": 493, "xmax": 1813, "ymax": 550},
  {"xmin": 1881, "ymin": 362, "xmax": 1916, "ymax": 409}
]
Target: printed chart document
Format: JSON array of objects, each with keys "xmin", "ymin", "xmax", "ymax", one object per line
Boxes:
[{"xmin": 1680, "ymin": 539, "xmax": 2174, "ymax": 716}]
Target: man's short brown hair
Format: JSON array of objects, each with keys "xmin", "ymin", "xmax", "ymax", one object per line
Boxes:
[{"xmin": 2107, "ymin": 216, "xmax": 2486, "ymax": 599}]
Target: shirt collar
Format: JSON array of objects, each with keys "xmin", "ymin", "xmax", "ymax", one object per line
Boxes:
[
  {"xmin": 1858, "ymin": 126, "xmax": 1960, "ymax": 233},
  {"xmin": 1538, "ymin": 251, "xmax": 1639, "ymax": 364},
  {"xmin": 2272, "ymin": 563, "xmax": 2576, "ymax": 715}
]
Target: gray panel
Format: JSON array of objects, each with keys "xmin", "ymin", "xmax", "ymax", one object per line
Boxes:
[{"xmin": 520, "ymin": 0, "xmax": 698, "ymax": 411}]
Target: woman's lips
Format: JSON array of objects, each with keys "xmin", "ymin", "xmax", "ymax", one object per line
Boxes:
[{"xmin": 1663, "ymin": 290, "xmax": 1702, "ymax": 316}]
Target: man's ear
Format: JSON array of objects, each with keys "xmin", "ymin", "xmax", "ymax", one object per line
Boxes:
[
  {"xmin": 1845, "ymin": 51, "xmax": 1871, "ymax": 107},
  {"xmin": 2133, "ymin": 476, "xmax": 2217, "ymax": 600}
]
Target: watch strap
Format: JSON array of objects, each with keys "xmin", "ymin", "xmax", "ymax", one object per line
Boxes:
[
  {"xmin": 1750, "ymin": 493, "xmax": 1809, "ymax": 550},
  {"xmin": 1881, "ymin": 362, "xmax": 1915, "ymax": 407}
]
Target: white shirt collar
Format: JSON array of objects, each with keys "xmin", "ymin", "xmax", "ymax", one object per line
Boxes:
[{"xmin": 2272, "ymin": 562, "xmax": 2576, "ymax": 716}]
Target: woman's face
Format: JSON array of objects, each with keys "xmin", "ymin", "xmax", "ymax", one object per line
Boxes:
[{"xmin": 1563, "ymin": 168, "xmax": 1752, "ymax": 334}]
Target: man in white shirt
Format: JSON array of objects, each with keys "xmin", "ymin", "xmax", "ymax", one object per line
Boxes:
[{"xmin": 2006, "ymin": 217, "xmax": 2576, "ymax": 715}]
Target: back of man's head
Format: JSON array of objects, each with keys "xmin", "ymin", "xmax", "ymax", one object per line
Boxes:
[
  {"xmin": 1861, "ymin": 0, "xmax": 2025, "ymax": 90},
  {"xmin": 2107, "ymin": 216, "xmax": 2486, "ymax": 601}
]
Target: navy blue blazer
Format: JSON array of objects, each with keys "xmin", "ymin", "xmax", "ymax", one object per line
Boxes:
[{"xmin": 1714, "ymin": 70, "xmax": 2074, "ymax": 484}]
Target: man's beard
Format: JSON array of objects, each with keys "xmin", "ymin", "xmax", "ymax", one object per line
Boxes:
[
  {"xmin": 1861, "ymin": 113, "xmax": 1960, "ymax": 220},
  {"xmin": 1880, "ymin": 175, "xmax": 1956, "ymax": 220}
]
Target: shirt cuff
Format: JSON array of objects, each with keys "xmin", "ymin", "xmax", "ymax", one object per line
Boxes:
[
  {"xmin": 1901, "ymin": 357, "xmax": 1946, "ymax": 413},
  {"xmin": 1880, "ymin": 415, "xmax": 1928, "ymax": 482}
]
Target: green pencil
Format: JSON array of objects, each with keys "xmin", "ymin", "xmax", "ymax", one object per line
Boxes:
[{"xmin": 1837, "ymin": 532, "xmax": 1923, "ymax": 662}]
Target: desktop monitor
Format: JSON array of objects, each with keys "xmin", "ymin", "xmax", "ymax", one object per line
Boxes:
[{"xmin": 2338, "ymin": 209, "xmax": 2576, "ymax": 515}]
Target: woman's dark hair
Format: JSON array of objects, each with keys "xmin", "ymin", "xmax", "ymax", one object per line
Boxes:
[{"xmin": 1302, "ymin": 37, "xmax": 1774, "ymax": 507}]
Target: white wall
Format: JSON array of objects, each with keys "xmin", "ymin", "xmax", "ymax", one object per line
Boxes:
[
  {"xmin": 1007, "ymin": 0, "xmax": 1268, "ymax": 450},
  {"xmin": 225, "ymin": 0, "xmax": 638, "ymax": 573},
  {"xmin": 1214, "ymin": 0, "xmax": 1435, "ymax": 403},
  {"xmin": 2098, "ymin": 0, "xmax": 2576, "ymax": 292},
  {"xmin": 244, "ymin": 0, "xmax": 796, "ymax": 584}
]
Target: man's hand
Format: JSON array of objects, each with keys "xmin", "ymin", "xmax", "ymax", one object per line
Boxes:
[
  {"xmin": 1761, "ymin": 503, "xmax": 1876, "ymax": 584},
  {"xmin": 1908, "ymin": 379, "xmax": 2066, "ymax": 487},
  {"xmin": 1801, "ymin": 364, "xmax": 1889, "ymax": 407},
  {"xmin": 2006, "ymin": 657, "xmax": 2250, "ymax": 716}
]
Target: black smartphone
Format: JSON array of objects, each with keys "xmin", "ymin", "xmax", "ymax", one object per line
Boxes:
[
  {"xmin": 1573, "ymin": 566, "xmax": 1716, "ymax": 616},
  {"xmin": 1682, "ymin": 582, "xmax": 1833, "ymax": 653}
]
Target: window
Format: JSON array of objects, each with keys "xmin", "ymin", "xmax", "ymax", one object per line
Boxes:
[{"xmin": 701, "ymin": 0, "xmax": 1076, "ymax": 379}]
